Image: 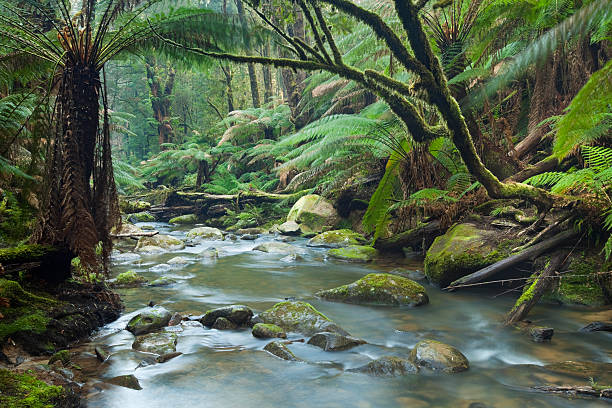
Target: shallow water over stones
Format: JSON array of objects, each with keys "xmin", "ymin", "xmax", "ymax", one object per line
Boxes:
[{"xmin": 82, "ymin": 222, "xmax": 612, "ymax": 408}]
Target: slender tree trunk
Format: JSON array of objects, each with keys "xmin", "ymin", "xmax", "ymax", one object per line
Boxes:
[
  {"xmin": 280, "ymin": 6, "xmax": 308, "ymax": 127},
  {"xmin": 221, "ymin": 63, "xmax": 235, "ymax": 112},
  {"xmin": 145, "ymin": 56, "xmax": 176, "ymax": 149},
  {"xmin": 262, "ymin": 43, "xmax": 273, "ymax": 103},
  {"xmin": 235, "ymin": 0, "xmax": 260, "ymax": 108}
]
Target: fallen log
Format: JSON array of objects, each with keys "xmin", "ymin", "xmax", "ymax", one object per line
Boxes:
[
  {"xmin": 534, "ymin": 385, "xmax": 612, "ymax": 399},
  {"xmin": 110, "ymin": 231, "xmax": 159, "ymax": 238},
  {"xmin": 447, "ymin": 229, "xmax": 577, "ymax": 289},
  {"xmin": 175, "ymin": 190, "xmax": 304, "ymax": 204},
  {"xmin": 504, "ymin": 250, "xmax": 568, "ymax": 325},
  {"xmin": 374, "ymin": 220, "xmax": 442, "ymax": 252}
]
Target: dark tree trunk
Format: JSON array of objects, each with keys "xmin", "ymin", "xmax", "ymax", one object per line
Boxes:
[
  {"xmin": 235, "ymin": 0, "xmax": 260, "ymax": 108},
  {"xmin": 221, "ymin": 63, "xmax": 235, "ymax": 112},
  {"xmin": 262, "ymin": 43, "xmax": 273, "ymax": 103}
]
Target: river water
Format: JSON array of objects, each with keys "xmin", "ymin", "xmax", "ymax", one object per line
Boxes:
[{"xmin": 80, "ymin": 223, "xmax": 612, "ymax": 408}]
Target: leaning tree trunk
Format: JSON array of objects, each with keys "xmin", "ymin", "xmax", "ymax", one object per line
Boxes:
[{"xmin": 235, "ymin": 0, "xmax": 261, "ymax": 108}]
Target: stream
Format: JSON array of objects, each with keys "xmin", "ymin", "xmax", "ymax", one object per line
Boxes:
[{"xmin": 78, "ymin": 222, "xmax": 612, "ymax": 407}]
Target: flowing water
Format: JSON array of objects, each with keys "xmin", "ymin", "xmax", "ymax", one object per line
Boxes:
[{"xmin": 80, "ymin": 223, "xmax": 612, "ymax": 408}]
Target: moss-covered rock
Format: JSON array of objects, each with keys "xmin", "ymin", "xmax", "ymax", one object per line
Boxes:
[
  {"xmin": 252, "ymin": 323, "xmax": 287, "ymax": 339},
  {"xmin": 0, "ymin": 279, "xmax": 55, "ymax": 342},
  {"xmin": 126, "ymin": 306, "xmax": 172, "ymax": 335},
  {"xmin": 259, "ymin": 301, "xmax": 349, "ymax": 336},
  {"xmin": 120, "ymin": 200, "xmax": 152, "ymax": 214},
  {"xmin": 114, "ymin": 270, "xmax": 147, "ymax": 288},
  {"xmin": 200, "ymin": 305, "xmax": 253, "ymax": 327},
  {"xmin": 135, "ymin": 234, "xmax": 184, "ymax": 252},
  {"xmin": 307, "ymin": 332, "xmax": 366, "ymax": 351},
  {"xmin": 277, "ymin": 221, "xmax": 301, "ymax": 235},
  {"xmin": 286, "ymin": 194, "xmax": 339, "ymax": 233},
  {"xmin": 316, "ymin": 273, "xmax": 428, "ymax": 306},
  {"xmin": 169, "ymin": 214, "xmax": 198, "ymax": 225},
  {"xmin": 424, "ymin": 223, "xmax": 508, "ymax": 287},
  {"xmin": 253, "ymin": 242, "xmax": 304, "ymax": 255},
  {"xmin": 263, "ymin": 341, "xmax": 302, "ymax": 361},
  {"xmin": 48, "ymin": 350, "xmax": 71, "ymax": 366},
  {"xmin": 132, "ymin": 331, "xmax": 177, "ymax": 355},
  {"xmin": 0, "ymin": 369, "xmax": 67, "ymax": 408},
  {"xmin": 128, "ymin": 211, "xmax": 155, "ymax": 223},
  {"xmin": 410, "ymin": 339, "xmax": 469, "ymax": 373},
  {"xmin": 348, "ymin": 356, "xmax": 419, "ymax": 377},
  {"xmin": 212, "ymin": 317, "xmax": 238, "ymax": 330},
  {"xmin": 327, "ymin": 245, "xmax": 378, "ymax": 262},
  {"xmin": 307, "ymin": 229, "xmax": 366, "ymax": 248},
  {"xmin": 167, "ymin": 256, "xmax": 191, "ymax": 265},
  {"xmin": 544, "ymin": 254, "xmax": 609, "ymax": 306},
  {"xmin": 186, "ymin": 226, "xmax": 224, "ymax": 241}
]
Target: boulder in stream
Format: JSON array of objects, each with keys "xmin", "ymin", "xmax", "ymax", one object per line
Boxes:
[
  {"xmin": 126, "ymin": 306, "xmax": 172, "ymax": 335},
  {"xmin": 252, "ymin": 323, "xmax": 287, "ymax": 339},
  {"xmin": 128, "ymin": 211, "xmax": 155, "ymax": 223},
  {"xmin": 212, "ymin": 317, "xmax": 238, "ymax": 330},
  {"xmin": 348, "ymin": 356, "xmax": 419, "ymax": 377},
  {"xmin": 259, "ymin": 301, "xmax": 349, "ymax": 336},
  {"xmin": 186, "ymin": 227, "xmax": 224, "ymax": 241},
  {"xmin": 327, "ymin": 245, "xmax": 378, "ymax": 262},
  {"xmin": 167, "ymin": 256, "xmax": 191, "ymax": 265},
  {"xmin": 132, "ymin": 331, "xmax": 177, "ymax": 355},
  {"xmin": 423, "ymin": 223, "xmax": 508, "ymax": 287},
  {"xmin": 200, "ymin": 305, "xmax": 254, "ymax": 327},
  {"xmin": 148, "ymin": 276, "xmax": 177, "ymax": 287},
  {"xmin": 307, "ymin": 332, "xmax": 366, "ymax": 351},
  {"xmin": 169, "ymin": 214, "xmax": 198, "ymax": 225},
  {"xmin": 286, "ymin": 194, "xmax": 339, "ymax": 233},
  {"xmin": 530, "ymin": 326, "xmax": 554, "ymax": 342},
  {"xmin": 135, "ymin": 234, "xmax": 185, "ymax": 252},
  {"xmin": 263, "ymin": 341, "xmax": 302, "ymax": 361},
  {"xmin": 113, "ymin": 270, "xmax": 147, "ymax": 288},
  {"xmin": 106, "ymin": 374, "xmax": 142, "ymax": 390},
  {"xmin": 253, "ymin": 242, "xmax": 304, "ymax": 255},
  {"xmin": 579, "ymin": 321, "xmax": 612, "ymax": 332},
  {"xmin": 316, "ymin": 273, "xmax": 428, "ymax": 307},
  {"xmin": 410, "ymin": 339, "xmax": 469, "ymax": 373},
  {"xmin": 307, "ymin": 229, "xmax": 366, "ymax": 248},
  {"xmin": 278, "ymin": 221, "xmax": 301, "ymax": 236}
]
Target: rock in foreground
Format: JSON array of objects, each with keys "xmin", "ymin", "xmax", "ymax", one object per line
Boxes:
[
  {"xmin": 126, "ymin": 306, "xmax": 172, "ymax": 335},
  {"xmin": 200, "ymin": 305, "xmax": 253, "ymax": 327},
  {"xmin": 252, "ymin": 323, "xmax": 287, "ymax": 339},
  {"xmin": 135, "ymin": 234, "xmax": 185, "ymax": 252},
  {"xmin": 286, "ymin": 194, "xmax": 339, "ymax": 233},
  {"xmin": 348, "ymin": 356, "xmax": 419, "ymax": 377},
  {"xmin": 316, "ymin": 273, "xmax": 428, "ymax": 306},
  {"xmin": 259, "ymin": 301, "xmax": 349, "ymax": 336},
  {"xmin": 132, "ymin": 332, "xmax": 177, "ymax": 355},
  {"xmin": 263, "ymin": 341, "xmax": 302, "ymax": 361},
  {"xmin": 327, "ymin": 245, "xmax": 378, "ymax": 262},
  {"xmin": 307, "ymin": 229, "xmax": 366, "ymax": 248},
  {"xmin": 410, "ymin": 340, "xmax": 469, "ymax": 373},
  {"xmin": 307, "ymin": 332, "xmax": 366, "ymax": 351}
]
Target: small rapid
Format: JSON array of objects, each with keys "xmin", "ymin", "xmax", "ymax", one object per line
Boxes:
[{"xmin": 80, "ymin": 222, "xmax": 612, "ymax": 408}]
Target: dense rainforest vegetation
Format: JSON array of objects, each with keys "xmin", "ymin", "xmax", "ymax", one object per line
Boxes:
[{"xmin": 0, "ymin": 0, "xmax": 611, "ymax": 406}]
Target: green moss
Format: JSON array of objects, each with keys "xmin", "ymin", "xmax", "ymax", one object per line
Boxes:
[
  {"xmin": 317, "ymin": 273, "xmax": 428, "ymax": 306},
  {"xmin": 129, "ymin": 211, "xmax": 155, "ymax": 222},
  {"xmin": 0, "ymin": 280, "xmax": 56, "ymax": 342},
  {"xmin": 115, "ymin": 270, "xmax": 146, "ymax": 286},
  {"xmin": 308, "ymin": 229, "xmax": 366, "ymax": 247},
  {"xmin": 545, "ymin": 255, "xmax": 607, "ymax": 306},
  {"xmin": 0, "ymin": 245, "xmax": 54, "ymax": 265},
  {"xmin": 424, "ymin": 223, "xmax": 509, "ymax": 287},
  {"xmin": 268, "ymin": 301, "xmax": 330, "ymax": 321},
  {"xmin": 328, "ymin": 245, "xmax": 378, "ymax": 262},
  {"xmin": 48, "ymin": 350, "xmax": 70, "ymax": 366},
  {"xmin": 169, "ymin": 214, "xmax": 198, "ymax": 224},
  {"xmin": 0, "ymin": 369, "xmax": 65, "ymax": 408}
]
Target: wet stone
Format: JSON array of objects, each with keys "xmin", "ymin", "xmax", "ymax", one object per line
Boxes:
[
  {"xmin": 263, "ymin": 341, "xmax": 302, "ymax": 361},
  {"xmin": 168, "ymin": 312, "xmax": 183, "ymax": 326},
  {"xmin": 106, "ymin": 374, "xmax": 142, "ymax": 390},
  {"xmin": 410, "ymin": 339, "xmax": 469, "ymax": 373},
  {"xmin": 200, "ymin": 305, "xmax": 254, "ymax": 327},
  {"xmin": 530, "ymin": 326, "xmax": 554, "ymax": 342},
  {"xmin": 579, "ymin": 321, "xmax": 612, "ymax": 332},
  {"xmin": 212, "ymin": 317, "xmax": 238, "ymax": 330},
  {"xmin": 132, "ymin": 332, "xmax": 177, "ymax": 355},
  {"xmin": 307, "ymin": 332, "xmax": 366, "ymax": 351},
  {"xmin": 126, "ymin": 306, "xmax": 172, "ymax": 335},
  {"xmin": 252, "ymin": 323, "xmax": 287, "ymax": 339},
  {"xmin": 348, "ymin": 356, "xmax": 419, "ymax": 377}
]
